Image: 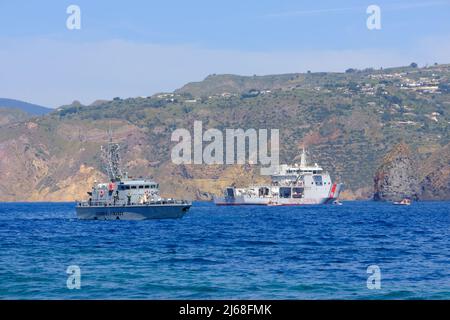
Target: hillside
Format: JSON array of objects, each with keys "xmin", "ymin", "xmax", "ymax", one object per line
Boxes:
[
  {"xmin": 0, "ymin": 98, "xmax": 52, "ymax": 116},
  {"xmin": 0, "ymin": 64, "xmax": 449, "ymax": 201},
  {"xmin": 0, "ymin": 107, "xmax": 31, "ymax": 126}
]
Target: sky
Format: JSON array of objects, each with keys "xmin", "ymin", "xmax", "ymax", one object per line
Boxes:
[{"xmin": 0, "ymin": 0, "xmax": 449, "ymax": 107}]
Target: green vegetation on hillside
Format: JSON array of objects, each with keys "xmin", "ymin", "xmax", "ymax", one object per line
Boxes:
[{"xmin": 1, "ymin": 63, "xmax": 449, "ymax": 200}]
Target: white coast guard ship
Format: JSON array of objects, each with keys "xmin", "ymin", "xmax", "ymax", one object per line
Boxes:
[
  {"xmin": 76, "ymin": 136, "xmax": 191, "ymax": 220},
  {"xmin": 214, "ymin": 149, "xmax": 343, "ymax": 206}
]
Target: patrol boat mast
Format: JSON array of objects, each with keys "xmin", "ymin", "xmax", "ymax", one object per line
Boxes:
[{"xmin": 101, "ymin": 130, "xmax": 123, "ymax": 181}]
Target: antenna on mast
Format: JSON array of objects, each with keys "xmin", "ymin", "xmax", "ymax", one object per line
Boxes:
[
  {"xmin": 101, "ymin": 124, "xmax": 123, "ymax": 181},
  {"xmin": 300, "ymin": 147, "xmax": 307, "ymax": 168}
]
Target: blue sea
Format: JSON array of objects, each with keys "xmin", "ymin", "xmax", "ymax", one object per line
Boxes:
[{"xmin": 0, "ymin": 201, "xmax": 449, "ymax": 300}]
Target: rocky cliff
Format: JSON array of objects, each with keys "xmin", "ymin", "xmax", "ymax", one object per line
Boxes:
[
  {"xmin": 373, "ymin": 143, "xmax": 420, "ymax": 201},
  {"xmin": 418, "ymin": 144, "xmax": 450, "ymax": 200}
]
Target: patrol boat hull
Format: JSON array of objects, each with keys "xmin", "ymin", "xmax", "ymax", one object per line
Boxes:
[{"xmin": 76, "ymin": 203, "xmax": 191, "ymax": 220}]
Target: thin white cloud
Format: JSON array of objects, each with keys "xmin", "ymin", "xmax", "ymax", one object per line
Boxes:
[
  {"xmin": 387, "ymin": 0, "xmax": 450, "ymax": 10},
  {"xmin": 264, "ymin": 7, "xmax": 359, "ymax": 18},
  {"xmin": 263, "ymin": 0, "xmax": 450, "ymax": 18}
]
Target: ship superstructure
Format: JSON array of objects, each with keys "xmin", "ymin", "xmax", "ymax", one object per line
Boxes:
[{"xmin": 214, "ymin": 149, "xmax": 343, "ymax": 206}]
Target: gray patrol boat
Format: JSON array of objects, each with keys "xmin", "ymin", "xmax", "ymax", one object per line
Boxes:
[{"xmin": 76, "ymin": 135, "xmax": 191, "ymax": 220}]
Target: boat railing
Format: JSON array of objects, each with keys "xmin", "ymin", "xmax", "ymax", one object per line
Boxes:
[{"xmin": 77, "ymin": 199, "xmax": 191, "ymax": 207}]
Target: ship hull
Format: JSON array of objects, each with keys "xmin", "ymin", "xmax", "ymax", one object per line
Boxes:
[
  {"xmin": 214, "ymin": 183, "xmax": 343, "ymax": 206},
  {"xmin": 76, "ymin": 203, "xmax": 191, "ymax": 220},
  {"xmin": 214, "ymin": 196, "xmax": 336, "ymax": 206}
]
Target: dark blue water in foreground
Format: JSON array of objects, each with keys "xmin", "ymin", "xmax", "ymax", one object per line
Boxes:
[{"xmin": 0, "ymin": 201, "xmax": 449, "ymax": 299}]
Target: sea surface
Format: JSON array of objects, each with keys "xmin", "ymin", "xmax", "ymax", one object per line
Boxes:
[{"xmin": 0, "ymin": 201, "xmax": 449, "ymax": 300}]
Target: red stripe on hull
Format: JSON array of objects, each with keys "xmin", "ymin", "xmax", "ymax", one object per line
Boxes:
[{"xmin": 328, "ymin": 183, "xmax": 337, "ymax": 198}]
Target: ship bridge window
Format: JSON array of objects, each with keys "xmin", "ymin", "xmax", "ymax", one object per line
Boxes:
[
  {"xmin": 125, "ymin": 185, "xmax": 131, "ymax": 190},
  {"xmin": 313, "ymin": 175, "xmax": 323, "ymax": 186},
  {"xmin": 131, "ymin": 186, "xmax": 137, "ymax": 189},
  {"xmin": 139, "ymin": 185, "xmax": 144, "ymax": 189}
]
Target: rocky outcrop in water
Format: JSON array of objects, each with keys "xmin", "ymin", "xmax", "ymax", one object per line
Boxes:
[
  {"xmin": 373, "ymin": 143, "xmax": 420, "ymax": 201},
  {"xmin": 419, "ymin": 144, "xmax": 450, "ymax": 200}
]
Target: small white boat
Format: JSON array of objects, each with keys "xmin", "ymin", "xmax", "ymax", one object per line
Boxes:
[{"xmin": 393, "ymin": 199, "xmax": 411, "ymax": 206}]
